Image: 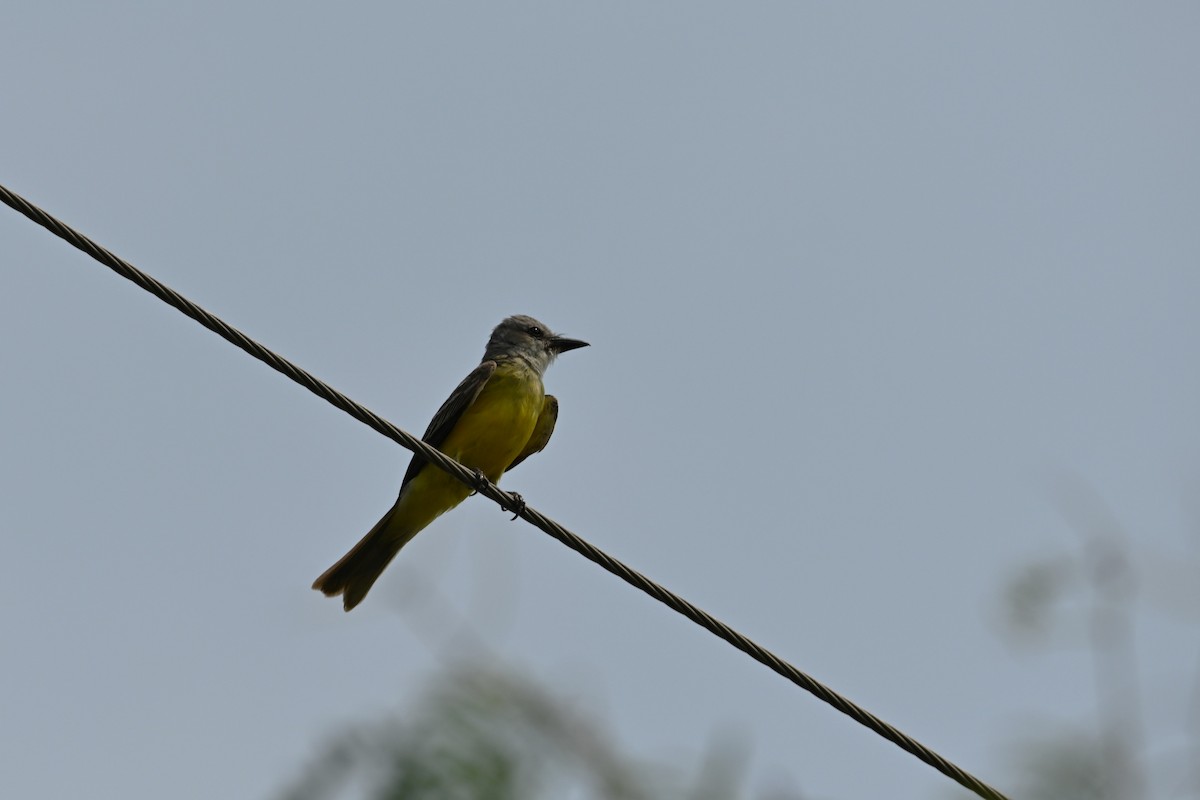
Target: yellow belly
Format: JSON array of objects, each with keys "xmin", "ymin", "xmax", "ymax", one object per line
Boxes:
[
  {"xmin": 441, "ymin": 366, "xmax": 544, "ymax": 480},
  {"xmin": 389, "ymin": 364, "xmax": 544, "ymax": 536}
]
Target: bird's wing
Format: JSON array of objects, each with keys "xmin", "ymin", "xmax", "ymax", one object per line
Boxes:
[
  {"xmin": 398, "ymin": 360, "xmax": 497, "ymax": 490},
  {"xmin": 505, "ymin": 394, "xmax": 558, "ymax": 472}
]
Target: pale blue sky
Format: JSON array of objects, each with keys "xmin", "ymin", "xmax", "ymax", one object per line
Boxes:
[{"xmin": 3, "ymin": 3, "xmax": 1198, "ymax": 798}]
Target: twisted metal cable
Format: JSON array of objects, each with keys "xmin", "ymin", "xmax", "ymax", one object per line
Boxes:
[{"xmin": 1, "ymin": 181, "xmax": 1010, "ymax": 800}]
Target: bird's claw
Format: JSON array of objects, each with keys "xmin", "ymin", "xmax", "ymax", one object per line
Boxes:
[
  {"xmin": 469, "ymin": 468, "xmax": 488, "ymax": 496},
  {"xmin": 500, "ymin": 492, "xmax": 525, "ymax": 520},
  {"xmin": 469, "ymin": 469, "xmax": 522, "ymax": 519}
]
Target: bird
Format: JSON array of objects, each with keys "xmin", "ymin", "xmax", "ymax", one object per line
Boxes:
[{"xmin": 313, "ymin": 315, "xmax": 589, "ymax": 611}]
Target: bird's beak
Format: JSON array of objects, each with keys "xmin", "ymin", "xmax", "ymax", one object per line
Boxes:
[{"xmin": 550, "ymin": 336, "xmax": 589, "ymax": 354}]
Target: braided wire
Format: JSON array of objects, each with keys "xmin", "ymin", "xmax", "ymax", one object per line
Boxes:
[{"xmin": 1, "ymin": 181, "xmax": 1010, "ymax": 800}]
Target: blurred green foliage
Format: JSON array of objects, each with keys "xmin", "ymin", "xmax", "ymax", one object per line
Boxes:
[{"xmin": 277, "ymin": 668, "xmax": 805, "ymax": 800}]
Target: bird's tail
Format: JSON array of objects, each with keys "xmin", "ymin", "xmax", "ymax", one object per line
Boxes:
[{"xmin": 312, "ymin": 504, "xmax": 415, "ymax": 611}]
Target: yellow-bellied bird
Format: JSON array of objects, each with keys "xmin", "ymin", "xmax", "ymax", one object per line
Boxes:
[{"xmin": 313, "ymin": 315, "xmax": 588, "ymax": 611}]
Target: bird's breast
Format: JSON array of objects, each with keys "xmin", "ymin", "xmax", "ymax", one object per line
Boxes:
[{"xmin": 440, "ymin": 366, "xmax": 544, "ymax": 480}]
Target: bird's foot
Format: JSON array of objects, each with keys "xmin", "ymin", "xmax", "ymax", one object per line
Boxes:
[
  {"xmin": 500, "ymin": 492, "xmax": 525, "ymax": 520},
  {"xmin": 470, "ymin": 468, "xmax": 488, "ymax": 496}
]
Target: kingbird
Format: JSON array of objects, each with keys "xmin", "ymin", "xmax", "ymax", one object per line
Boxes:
[{"xmin": 313, "ymin": 315, "xmax": 588, "ymax": 611}]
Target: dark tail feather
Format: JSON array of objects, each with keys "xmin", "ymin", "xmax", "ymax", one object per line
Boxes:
[{"xmin": 313, "ymin": 507, "xmax": 408, "ymax": 611}]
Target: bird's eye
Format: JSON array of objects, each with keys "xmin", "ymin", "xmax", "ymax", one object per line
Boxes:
[{"xmin": 527, "ymin": 325, "xmax": 544, "ymax": 338}]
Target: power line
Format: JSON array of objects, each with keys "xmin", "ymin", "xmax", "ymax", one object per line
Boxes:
[{"xmin": 1, "ymin": 181, "xmax": 1010, "ymax": 800}]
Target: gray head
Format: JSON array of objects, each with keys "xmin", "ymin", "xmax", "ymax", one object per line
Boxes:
[{"xmin": 483, "ymin": 315, "xmax": 589, "ymax": 375}]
